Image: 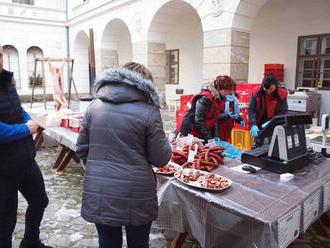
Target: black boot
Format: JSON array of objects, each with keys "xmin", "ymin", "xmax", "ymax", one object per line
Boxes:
[{"xmin": 19, "ymin": 240, "xmax": 53, "ymax": 248}]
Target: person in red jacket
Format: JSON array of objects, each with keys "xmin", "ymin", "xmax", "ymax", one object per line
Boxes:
[
  {"xmin": 178, "ymin": 78, "xmax": 228, "ymax": 143},
  {"xmin": 214, "ymin": 76, "xmax": 245, "ymax": 142},
  {"xmin": 248, "ymin": 73, "xmax": 288, "ymax": 145}
]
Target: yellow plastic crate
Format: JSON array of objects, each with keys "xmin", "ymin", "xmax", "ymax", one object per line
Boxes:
[{"xmin": 231, "ymin": 128, "xmax": 254, "ymax": 151}]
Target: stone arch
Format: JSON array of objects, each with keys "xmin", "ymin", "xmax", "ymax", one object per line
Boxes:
[
  {"xmin": 26, "ymin": 46, "xmax": 44, "ymax": 88},
  {"xmin": 231, "ymin": 0, "xmax": 269, "ymax": 32},
  {"xmin": 100, "ymin": 18, "xmax": 133, "ymax": 70},
  {"xmin": 3, "ymin": 45, "xmax": 21, "ymax": 87},
  {"xmin": 145, "ymin": 0, "xmax": 205, "ymax": 34},
  {"xmin": 73, "ymin": 30, "xmax": 90, "ymax": 93},
  {"xmin": 147, "ymin": 0, "xmax": 203, "ymax": 99}
]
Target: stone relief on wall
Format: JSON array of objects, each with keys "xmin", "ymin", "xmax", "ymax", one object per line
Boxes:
[{"xmin": 211, "ymin": 0, "xmax": 223, "ymax": 17}]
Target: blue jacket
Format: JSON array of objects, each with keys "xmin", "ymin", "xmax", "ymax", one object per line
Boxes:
[{"xmin": 0, "ymin": 109, "xmax": 31, "ymax": 144}]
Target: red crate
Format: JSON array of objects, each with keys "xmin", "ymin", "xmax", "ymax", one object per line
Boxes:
[
  {"xmin": 264, "ymin": 64, "xmax": 284, "ymax": 81},
  {"xmin": 180, "ymin": 94, "xmax": 193, "ymax": 111},
  {"xmin": 176, "ymin": 110, "xmax": 183, "ymax": 130},
  {"xmin": 236, "ymin": 84, "xmax": 260, "ymax": 104},
  {"xmin": 265, "ymin": 69, "xmax": 283, "ymax": 73},
  {"xmin": 233, "ymin": 121, "xmax": 251, "ymax": 131},
  {"xmin": 60, "ymin": 118, "xmax": 70, "ymax": 128},
  {"xmin": 265, "ymin": 69, "xmax": 283, "ymax": 74},
  {"xmin": 236, "ymin": 83, "xmax": 261, "ymax": 92},
  {"xmin": 237, "ymin": 91, "xmax": 252, "ymax": 104},
  {"xmin": 69, "ymin": 115, "xmax": 83, "ymax": 133},
  {"xmin": 60, "ymin": 113, "xmax": 83, "ymax": 132},
  {"xmin": 264, "ymin": 64, "xmax": 284, "ymax": 70}
]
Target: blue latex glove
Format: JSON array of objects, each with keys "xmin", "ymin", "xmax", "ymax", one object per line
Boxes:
[
  {"xmin": 262, "ymin": 121, "xmax": 270, "ymax": 129},
  {"xmin": 240, "ymin": 120, "xmax": 245, "ymax": 128},
  {"xmin": 250, "ymin": 125, "xmax": 259, "ymax": 137}
]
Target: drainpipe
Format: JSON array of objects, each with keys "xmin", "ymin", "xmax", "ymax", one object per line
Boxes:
[
  {"xmin": 89, "ymin": 28, "xmax": 96, "ymax": 94},
  {"xmin": 65, "ymin": 0, "xmax": 72, "ymax": 105}
]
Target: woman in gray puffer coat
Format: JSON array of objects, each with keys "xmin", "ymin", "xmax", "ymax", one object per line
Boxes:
[{"xmin": 76, "ymin": 62, "xmax": 172, "ymax": 248}]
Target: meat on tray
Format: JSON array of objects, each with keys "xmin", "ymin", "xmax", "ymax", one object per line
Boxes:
[
  {"xmin": 201, "ymin": 173, "xmax": 230, "ymax": 189},
  {"xmin": 175, "ymin": 170, "xmax": 231, "ymax": 190},
  {"xmin": 171, "ymin": 143, "xmax": 225, "ymax": 172},
  {"xmin": 176, "ymin": 170, "xmax": 205, "ymax": 183},
  {"xmin": 154, "ymin": 164, "xmax": 177, "ymax": 174}
]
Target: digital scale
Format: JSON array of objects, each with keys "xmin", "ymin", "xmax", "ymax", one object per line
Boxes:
[{"xmin": 241, "ymin": 114, "xmax": 313, "ymax": 173}]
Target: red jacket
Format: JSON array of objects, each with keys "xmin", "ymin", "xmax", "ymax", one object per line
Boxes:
[
  {"xmin": 178, "ymin": 90, "xmax": 221, "ymax": 139},
  {"xmin": 217, "ymin": 98, "xmax": 234, "ymax": 142},
  {"xmin": 249, "ymin": 86, "xmax": 288, "ymax": 126}
]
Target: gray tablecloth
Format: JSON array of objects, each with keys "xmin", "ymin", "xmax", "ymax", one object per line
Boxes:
[
  {"xmin": 43, "ymin": 127, "xmax": 78, "ymax": 151},
  {"xmin": 36, "ymin": 123, "xmax": 330, "ymax": 247},
  {"xmin": 154, "ymin": 158, "xmax": 330, "ymax": 248}
]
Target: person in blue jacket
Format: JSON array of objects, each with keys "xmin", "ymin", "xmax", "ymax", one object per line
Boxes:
[{"xmin": 0, "ymin": 45, "xmax": 52, "ymax": 248}]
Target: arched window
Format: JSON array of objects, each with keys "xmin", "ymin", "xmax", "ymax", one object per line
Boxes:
[
  {"xmin": 3, "ymin": 45, "xmax": 21, "ymax": 87},
  {"xmin": 27, "ymin": 46, "xmax": 44, "ymax": 87}
]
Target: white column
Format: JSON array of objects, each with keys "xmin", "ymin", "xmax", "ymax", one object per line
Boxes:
[{"xmin": 203, "ymin": 28, "xmax": 250, "ymax": 83}]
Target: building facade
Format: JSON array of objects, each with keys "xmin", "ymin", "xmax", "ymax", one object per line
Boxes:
[{"xmin": 1, "ymin": 0, "xmax": 329, "ymax": 114}]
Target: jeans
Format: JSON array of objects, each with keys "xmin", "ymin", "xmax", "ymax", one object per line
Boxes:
[
  {"xmin": 0, "ymin": 159, "xmax": 49, "ymax": 248},
  {"xmin": 95, "ymin": 222, "xmax": 152, "ymax": 248}
]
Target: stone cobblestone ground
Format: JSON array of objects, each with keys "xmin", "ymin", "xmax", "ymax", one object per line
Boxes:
[{"xmin": 12, "ymin": 105, "xmax": 330, "ymax": 247}]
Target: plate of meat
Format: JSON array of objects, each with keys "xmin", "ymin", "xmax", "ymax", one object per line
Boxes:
[
  {"xmin": 153, "ymin": 162, "xmax": 182, "ymax": 175},
  {"xmin": 174, "ymin": 168, "xmax": 232, "ymax": 191}
]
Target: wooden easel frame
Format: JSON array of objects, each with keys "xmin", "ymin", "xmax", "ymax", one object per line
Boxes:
[{"xmin": 30, "ymin": 58, "xmax": 79, "ymax": 109}]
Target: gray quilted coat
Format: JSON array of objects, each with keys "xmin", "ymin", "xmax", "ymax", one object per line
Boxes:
[{"xmin": 76, "ymin": 68, "xmax": 171, "ymax": 227}]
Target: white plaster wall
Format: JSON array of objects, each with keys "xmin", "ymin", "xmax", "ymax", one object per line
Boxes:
[
  {"xmin": 0, "ymin": 1, "xmax": 66, "ymax": 22},
  {"xmin": 35, "ymin": 0, "xmax": 65, "ymax": 11},
  {"xmin": 0, "ymin": 20, "xmax": 67, "ymax": 95},
  {"xmin": 73, "ymin": 31, "xmax": 90, "ymax": 94},
  {"xmin": 165, "ymin": 13, "xmax": 203, "ymax": 97},
  {"xmin": 248, "ymin": 0, "xmax": 330, "ymax": 89},
  {"xmin": 2, "ymin": 0, "xmax": 66, "ymax": 10}
]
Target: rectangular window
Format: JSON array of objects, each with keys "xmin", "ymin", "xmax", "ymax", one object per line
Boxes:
[
  {"xmin": 296, "ymin": 34, "xmax": 330, "ymax": 89},
  {"xmin": 166, "ymin": 49, "xmax": 179, "ymax": 84},
  {"xmin": 12, "ymin": 0, "xmax": 34, "ymax": 5}
]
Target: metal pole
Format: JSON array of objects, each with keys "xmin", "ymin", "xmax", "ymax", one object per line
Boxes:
[
  {"xmin": 89, "ymin": 28, "xmax": 96, "ymax": 94},
  {"xmin": 65, "ymin": 0, "xmax": 72, "ymax": 107}
]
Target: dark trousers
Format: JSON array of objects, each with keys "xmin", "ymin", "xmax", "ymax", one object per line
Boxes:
[
  {"xmin": 0, "ymin": 159, "xmax": 49, "ymax": 248},
  {"xmin": 95, "ymin": 222, "xmax": 152, "ymax": 248}
]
